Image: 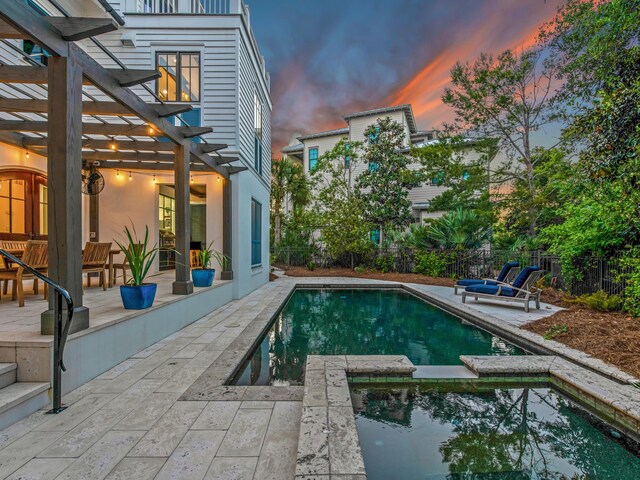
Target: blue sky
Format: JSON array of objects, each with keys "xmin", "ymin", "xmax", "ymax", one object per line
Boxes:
[{"xmin": 248, "ymin": 0, "xmax": 565, "ymax": 153}]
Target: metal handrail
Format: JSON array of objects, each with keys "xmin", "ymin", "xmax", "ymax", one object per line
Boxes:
[{"xmin": 0, "ymin": 249, "xmax": 74, "ymax": 413}]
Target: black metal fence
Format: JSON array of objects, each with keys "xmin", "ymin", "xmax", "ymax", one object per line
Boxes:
[{"xmin": 270, "ymin": 246, "xmax": 631, "ymax": 297}]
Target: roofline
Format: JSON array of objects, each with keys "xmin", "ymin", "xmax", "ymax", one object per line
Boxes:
[
  {"xmin": 297, "ymin": 127, "xmax": 349, "ymax": 142},
  {"xmin": 342, "ymin": 104, "xmax": 417, "ymax": 134},
  {"xmin": 281, "ymin": 143, "xmax": 304, "ymax": 153}
]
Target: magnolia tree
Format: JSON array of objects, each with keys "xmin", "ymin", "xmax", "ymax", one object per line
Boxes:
[
  {"xmin": 311, "ymin": 139, "xmax": 372, "ymax": 259},
  {"xmin": 355, "ymin": 116, "xmax": 422, "ymax": 242}
]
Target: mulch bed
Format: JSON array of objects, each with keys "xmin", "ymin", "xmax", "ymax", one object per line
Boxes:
[
  {"xmin": 277, "ymin": 267, "xmax": 640, "ymax": 379},
  {"xmin": 282, "ymin": 266, "xmax": 455, "ymax": 287}
]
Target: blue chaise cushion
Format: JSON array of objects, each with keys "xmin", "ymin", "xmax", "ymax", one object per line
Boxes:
[
  {"xmin": 455, "ymin": 261, "xmax": 519, "ymax": 287},
  {"xmin": 455, "ymin": 279, "xmax": 498, "ymax": 287},
  {"xmin": 464, "ymin": 284, "xmax": 515, "ymax": 297},
  {"xmin": 511, "ymin": 265, "xmax": 540, "ymax": 289},
  {"xmin": 496, "ymin": 261, "xmax": 520, "ymax": 282}
]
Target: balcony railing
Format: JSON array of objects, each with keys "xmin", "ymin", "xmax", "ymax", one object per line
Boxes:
[{"xmin": 138, "ymin": 0, "xmax": 236, "ymax": 13}]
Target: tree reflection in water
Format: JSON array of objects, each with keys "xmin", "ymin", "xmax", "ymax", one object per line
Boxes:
[
  {"xmin": 232, "ymin": 289, "xmax": 521, "ymax": 386},
  {"xmin": 352, "ymin": 385, "xmax": 640, "ymax": 480}
]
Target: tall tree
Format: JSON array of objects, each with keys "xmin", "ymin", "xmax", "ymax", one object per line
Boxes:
[
  {"xmin": 442, "ymin": 48, "xmax": 558, "ymax": 237},
  {"xmin": 312, "ymin": 139, "xmax": 372, "ymax": 260},
  {"xmin": 355, "ymin": 117, "xmax": 421, "ymax": 240},
  {"xmin": 270, "ymin": 157, "xmax": 311, "ymax": 245}
]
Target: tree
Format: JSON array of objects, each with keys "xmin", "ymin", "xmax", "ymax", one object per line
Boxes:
[
  {"xmin": 312, "ymin": 139, "xmax": 372, "ymax": 260},
  {"xmin": 442, "ymin": 48, "xmax": 558, "ymax": 237},
  {"xmin": 270, "ymin": 157, "xmax": 311, "ymax": 245},
  {"xmin": 424, "ymin": 208, "xmax": 490, "ymax": 250},
  {"xmin": 411, "ymin": 135, "xmax": 497, "ymax": 228},
  {"xmin": 355, "ymin": 117, "xmax": 422, "ymax": 240}
]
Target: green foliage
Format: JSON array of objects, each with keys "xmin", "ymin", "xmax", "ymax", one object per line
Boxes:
[
  {"xmin": 113, "ymin": 224, "xmax": 158, "ymax": 286},
  {"xmin": 196, "ymin": 241, "xmax": 227, "ymax": 270},
  {"xmin": 306, "ymin": 261, "xmax": 316, "ymax": 271},
  {"xmin": 270, "ymin": 157, "xmax": 311, "ymax": 246},
  {"xmin": 312, "ymin": 139, "xmax": 373, "ymax": 258},
  {"xmin": 620, "ymin": 248, "xmax": 640, "ymax": 317},
  {"xmin": 414, "ymin": 251, "xmax": 448, "ymax": 277},
  {"xmin": 354, "ymin": 266, "xmax": 366, "ymax": 274},
  {"xmin": 374, "ymin": 253, "xmax": 395, "ymax": 273},
  {"xmin": 424, "ymin": 208, "xmax": 490, "ymax": 250},
  {"xmin": 568, "ymin": 291, "xmax": 623, "ymax": 312},
  {"xmin": 355, "ymin": 117, "xmax": 421, "ymax": 234},
  {"xmin": 543, "ymin": 324, "xmax": 568, "ymax": 340}
]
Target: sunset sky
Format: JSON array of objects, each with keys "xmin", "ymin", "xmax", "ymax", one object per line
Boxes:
[{"xmin": 249, "ymin": 0, "xmax": 565, "ymax": 154}]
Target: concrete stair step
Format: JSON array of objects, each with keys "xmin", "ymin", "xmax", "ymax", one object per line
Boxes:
[
  {"xmin": 0, "ymin": 363, "xmax": 16, "ymax": 389},
  {"xmin": 0, "ymin": 382, "xmax": 49, "ymax": 430}
]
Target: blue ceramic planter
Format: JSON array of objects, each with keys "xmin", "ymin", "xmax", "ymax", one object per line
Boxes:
[
  {"xmin": 192, "ymin": 268, "xmax": 215, "ymax": 287},
  {"xmin": 120, "ymin": 283, "xmax": 157, "ymax": 310}
]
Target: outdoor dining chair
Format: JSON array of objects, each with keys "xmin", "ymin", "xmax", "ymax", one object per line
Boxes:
[
  {"xmin": 82, "ymin": 242, "xmax": 112, "ymax": 291},
  {"xmin": 0, "ymin": 240, "xmax": 28, "ymax": 295},
  {"xmin": 0, "ymin": 240, "xmax": 48, "ymax": 307}
]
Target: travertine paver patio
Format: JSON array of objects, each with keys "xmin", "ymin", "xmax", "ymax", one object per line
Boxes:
[{"xmin": 0, "ymin": 275, "xmax": 629, "ymax": 480}]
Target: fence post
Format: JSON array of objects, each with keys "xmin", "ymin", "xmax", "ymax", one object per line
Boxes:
[{"xmin": 286, "ymin": 247, "xmax": 291, "ymax": 267}]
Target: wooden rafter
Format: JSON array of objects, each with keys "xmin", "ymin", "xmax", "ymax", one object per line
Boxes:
[
  {"xmin": 23, "ymin": 136, "xmax": 177, "ymax": 151},
  {"xmin": 0, "ymin": 66, "xmax": 160, "ymax": 87},
  {"xmin": 0, "ymin": 99, "xmax": 194, "ymax": 119},
  {"xmin": 46, "ymin": 17, "xmax": 118, "ymax": 42}
]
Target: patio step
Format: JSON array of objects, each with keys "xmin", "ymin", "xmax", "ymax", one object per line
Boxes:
[
  {"xmin": 0, "ymin": 363, "xmax": 16, "ymax": 389},
  {"xmin": 0, "ymin": 382, "xmax": 49, "ymax": 430}
]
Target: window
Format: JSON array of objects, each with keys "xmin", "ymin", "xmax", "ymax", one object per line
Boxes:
[
  {"xmin": 254, "ymin": 91, "xmax": 263, "ymax": 175},
  {"xmin": 462, "ymin": 170, "xmax": 471, "ymax": 181},
  {"xmin": 159, "ymin": 194, "xmax": 176, "ymax": 233},
  {"xmin": 0, "ymin": 171, "xmax": 47, "ymax": 240},
  {"xmin": 431, "ymin": 172, "xmax": 445, "ymax": 186},
  {"xmin": 157, "ymin": 52, "xmax": 200, "ymax": 102},
  {"xmin": 308, "ymin": 148, "xmax": 319, "ymax": 171},
  {"xmin": 368, "ymin": 162, "xmax": 379, "ymax": 172},
  {"xmin": 251, "ymin": 199, "xmax": 262, "ymax": 266},
  {"xmin": 368, "ymin": 126, "xmax": 380, "ymax": 144},
  {"xmin": 345, "ymin": 142, "xmax": 350, "ymax": 167}
]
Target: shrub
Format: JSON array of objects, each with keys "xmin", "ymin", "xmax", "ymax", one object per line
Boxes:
[
  {"xmin": 621, "ymin": 248, "xmax": 640, "ymax": 317},
  {"xmin": 354, "ymin": 266, "xmax": 366, "ymax": 274},
  {"xmin": 375, "ymin": 253, "xmax": 395, "ymax": 273},
  {"xmin": 569, "ymin": 290, "xmax": 623, "ymax": 312},
  {"xmin": 414, "ymin": 251, "xmax": 448, "ymax": 277},
  {"xmin": 306, "ymin": 261, "xmax": 316, "ymax": 271},
  {"xmin": 543, "ymin": 324, "xmax": 568, "ymax": 340}
]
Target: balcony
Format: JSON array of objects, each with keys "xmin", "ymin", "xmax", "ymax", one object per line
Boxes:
[{"xmin": 137, "ymin": 0, "xmax": 243, "ymax": 14}]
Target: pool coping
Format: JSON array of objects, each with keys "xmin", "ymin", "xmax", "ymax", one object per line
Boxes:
[
  {"xmin": 180, "ymin": 279, "xmax": 638, "ymax": 404},
  {"xmin": 296, "ymin": 354, "xmax": 640, "ymax": 480}
]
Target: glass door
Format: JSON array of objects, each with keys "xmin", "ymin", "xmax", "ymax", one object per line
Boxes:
[{"xmin": 0, "ymin": 171, "xmax": 48, "ymax": 241}]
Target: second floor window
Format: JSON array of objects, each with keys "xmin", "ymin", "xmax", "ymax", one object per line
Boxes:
[
  {"xmin": 309, "ymin": 148, "xmax": 319, "ymax": 171},
  {"xmin": 345, "ymin": 142, "xmax": 350, "ymax": 167},
  {"xmin": 157, "ymin": 52, "xmax": 200, "ymax": 102}
]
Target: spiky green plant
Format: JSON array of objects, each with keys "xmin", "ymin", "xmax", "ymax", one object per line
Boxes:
[
  {"xmin": 114, "ymin": 225, "xmax": 158, "ymax": 286},
  {"xmin": 196, "ymin": 241, "xmax": 228, "ymax": 270}
]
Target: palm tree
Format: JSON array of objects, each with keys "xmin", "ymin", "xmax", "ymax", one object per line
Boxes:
[
  {"xmin": 271, "ymin": 157, "xmax": 311, "ymax": 245},
  {"xmin": 426, "ymin": 207, "xmax": 490, "ymax": 249}
]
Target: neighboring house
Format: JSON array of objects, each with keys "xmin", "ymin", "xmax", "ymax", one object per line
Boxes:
[
  {"xmin": 282, "ymin": 104, "xmax": 486, "ymax": 224},
  {"xmin": 0, "ymin": 0, "xmax": 271, "ymax": 298}
]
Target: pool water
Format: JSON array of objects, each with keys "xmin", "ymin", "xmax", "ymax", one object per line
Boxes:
[
  {"xmin": 352, "ymin": 385, "xmax": 640, "ymax": 480},
  {"xmin": 231, "ymin": 288, "xmax": 522, "ymax": 386}
]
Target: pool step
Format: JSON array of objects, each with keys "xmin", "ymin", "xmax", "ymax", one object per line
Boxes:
[
  {"xmin": 412, "ymin": 365, "xmax": 477, "ymax": 379},
  {"xmin": 0, "ymin": 365, "xmax": 49, "ymax": 430},
  {"xmin": 0, "ymin": 363, "xmax": 16, "ymax": 389}
]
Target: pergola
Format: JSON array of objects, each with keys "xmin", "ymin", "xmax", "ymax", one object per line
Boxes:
[{"xmin": 0, "ymin": 1, "xmax": 243, "ymax": 333}]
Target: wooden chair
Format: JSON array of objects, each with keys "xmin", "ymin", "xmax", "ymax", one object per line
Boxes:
[
  {"xmin": 0, "ymin": 241, "xmax": 28, "ymax": 295},
  {"xmin": 0, "ymin": 240, "xmax": 48, "ymax": 307},
  {"xmin": 190, "ymin": 249, "xmax": 202, "ymax": 268},
  {"xmin": 82, "ymin": 242, "xmax": 112, "ymax": 291}
]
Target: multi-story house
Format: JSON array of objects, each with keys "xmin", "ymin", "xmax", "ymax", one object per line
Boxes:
[
  {"xmin": 0, "ymin": 0, "xmax": 271, "ymax": 422},
  {"xmin": 282, "ymin": 104, "xmax": 488, "ymax": 226}
]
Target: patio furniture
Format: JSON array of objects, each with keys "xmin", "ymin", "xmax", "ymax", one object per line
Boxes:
[
  {"xmin": 190, "ymin": 249, "xmax": 202, "ymax": 268},
  {"xmin": 82, "ymin": 242, "xmax": 112, "ymax": 291},
  {"xmin": 453, "ymin": 261, "xmax": 520, "ymax": 295},
  {"xmin": 0, "ymin": 240, "xmax": 28, "ymax": 295},
  {"xmin": 0, "ymin": 240, "xmax": 48, "ymax": 306},
  {"xmin": 461, "ymin": 266, "xmax": 546, "ymax": 312}
]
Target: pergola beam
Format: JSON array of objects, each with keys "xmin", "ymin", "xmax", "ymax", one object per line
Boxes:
[
  {"xmin": 24, "ymin": 137, "xmax": 177, "ymax": 151},
  {"xmin": 46, "ymin": 17, "xmax": 118, "ymax": 42},
  {"xmin": 0, "ymin": 119, "xmax": 212, "ymax": 137},
  {"xmin": 82, "ymin": 150, "xmax": 175, "ymax": 162},
  {"xmin": 197, "ymin": 143, "xmax": 227, "ymax": 154},
  {"xmin": 0, "ymin": 65, "xmax": 160, "ymax": 87},
  {"xmin": 227, "ymin": 166, "xmax": 248, "ymax": 174}
]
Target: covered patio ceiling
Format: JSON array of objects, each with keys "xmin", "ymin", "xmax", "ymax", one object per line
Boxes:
[{"xmin": 0, "ymin": 2, "xmax": 246, "ymax": 175}]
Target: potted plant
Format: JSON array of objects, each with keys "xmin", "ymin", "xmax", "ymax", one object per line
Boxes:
[
  {"xmin": 115, "ymin": 225, "xmax": 159, "ymax": 310},
  {"xmin": 192, "ymin": 242, "xmax": 228, "ymax": 287}
]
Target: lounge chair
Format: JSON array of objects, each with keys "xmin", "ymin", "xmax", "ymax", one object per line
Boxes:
[
  {"xmin": 461, "ymin": 266, "xmax": 545, "ymax": 312},
  {"xmin": 453, "ymin": 261, "xmax": 520, "ymax": 295}
]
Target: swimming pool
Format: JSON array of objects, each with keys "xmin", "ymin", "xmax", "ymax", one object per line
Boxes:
[
  {"xmin": 352, "ymin": 384, "xmax": 640, "ymax": 479},
  {"xmin": 231, "ymin": 288, "xmax": 522, "ymax": 386}
]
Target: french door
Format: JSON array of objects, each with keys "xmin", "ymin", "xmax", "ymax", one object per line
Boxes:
[{"xmin": 0, "ymin": 170, "xmax": 48, "ymax": 241}]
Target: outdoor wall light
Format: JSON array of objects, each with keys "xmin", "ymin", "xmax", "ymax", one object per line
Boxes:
[{"xmin": 129, "ymin": 171, "xmax": 133, "ymax": 181}]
